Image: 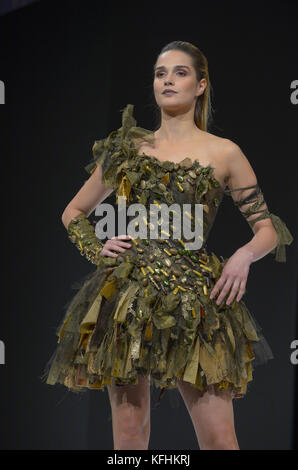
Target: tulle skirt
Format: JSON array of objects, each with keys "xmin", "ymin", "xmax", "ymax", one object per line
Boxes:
[{"xmin": 40, "ymin": 247, "xmax": 274, "ymax": 408}]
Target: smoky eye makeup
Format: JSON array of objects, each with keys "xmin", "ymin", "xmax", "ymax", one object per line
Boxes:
[{"xmin": 155, "ymin": 69, "xmax": 188, "ymax": 77}]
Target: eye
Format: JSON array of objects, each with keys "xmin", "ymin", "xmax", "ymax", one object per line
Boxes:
[{"xmin": 155, "ymin": 70, "xmax": 187, "ymax": 77}]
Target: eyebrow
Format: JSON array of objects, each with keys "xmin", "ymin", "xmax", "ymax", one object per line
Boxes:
[{"xmin": 154, "ymin": 65, "xmax": 191, "ymax": 71}]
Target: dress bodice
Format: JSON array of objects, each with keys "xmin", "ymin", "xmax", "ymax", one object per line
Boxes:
[{"xmin": 115, "ymin": 152, "xmax": 224, "ymax": 249}]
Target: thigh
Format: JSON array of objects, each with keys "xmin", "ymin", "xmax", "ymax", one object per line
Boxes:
[
  {"xmin": 177, "ymin": 379, "xmax": 237, "ymax": 445},
  {"xmin": 107, "ymin": 374, "xmax": 151, "ymax": 427}
]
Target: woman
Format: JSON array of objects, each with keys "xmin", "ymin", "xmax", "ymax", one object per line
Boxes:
[{"xmin": 42, "ymin": 41, "xmax": 293, "ymax": 450}]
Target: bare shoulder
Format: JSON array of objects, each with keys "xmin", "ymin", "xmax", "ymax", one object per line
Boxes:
[
  {"xmin": 214, "ymin": 138, "xmax": 258, "ymax": 194},
  {"xmin": 196, "ymin": 132, "xmax": 236, "ymax": 183},
  {"xmin": 205, "ymin": 135, "xmax": 256, "ymax": 181},
  {"xmin": 218, "ymin": 138, "xmax": 246, "ymax": 162},
  {"xmin": 203, "ymin": 132, "xmax": 241, "ymax": 162},
  {"xmin": 224, "ymin": 139, "xmax": 256, "ymax": 182}
]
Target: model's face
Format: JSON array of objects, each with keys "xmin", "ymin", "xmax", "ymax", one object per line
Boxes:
[{"xmin": 153, "ymin": 50, "xmax": 206, "ymax": 112}]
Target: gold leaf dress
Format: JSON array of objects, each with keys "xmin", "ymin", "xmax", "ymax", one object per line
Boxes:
[{"xmin": 41, "ymin": 104, "xmax": 294, "ymax": 406}]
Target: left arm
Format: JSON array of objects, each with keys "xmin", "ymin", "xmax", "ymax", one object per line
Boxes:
[
  {"xmin": 224, "ymin": 142, "xmax": 279, "ymax": 262},
  {"xmin": 210, "ymin": 141, "xmax": 279, "ymax": 306}
]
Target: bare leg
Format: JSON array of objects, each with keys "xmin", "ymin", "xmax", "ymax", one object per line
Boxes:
[
  {"xmin": 177, "ymin": 379, "xmax": 239, "ymax": 450},
  {"xmin": 107, "ymin": 374, "xmax": 151, "ymax": 450}
]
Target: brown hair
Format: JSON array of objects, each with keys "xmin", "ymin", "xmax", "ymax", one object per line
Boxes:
[{"xmin": 152, "ymin": 40, "xmax": 215, "ymax": 131}]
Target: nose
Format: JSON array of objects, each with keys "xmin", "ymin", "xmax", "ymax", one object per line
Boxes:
[{"xmin": 164, "ymin": 72, "xmax": 175, "ymax": 86}]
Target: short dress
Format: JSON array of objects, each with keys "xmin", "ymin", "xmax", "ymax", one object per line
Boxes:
[{"xmin": 41, "ymin": 104, "xmax": 294, "ymax": 407}]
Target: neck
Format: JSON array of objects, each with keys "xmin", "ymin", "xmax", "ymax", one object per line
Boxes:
[{"xmin": 155, "ymin": 106, "xmax": 203, "ymax": 143}]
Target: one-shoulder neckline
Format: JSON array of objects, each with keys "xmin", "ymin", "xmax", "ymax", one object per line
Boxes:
[
  {"xmin": 136, "ymin": 151, "xmax": 226, "ymax": 192},
  {"xmin": 125, "ymin": 105, "xmax": 226, "ymax": 192}
]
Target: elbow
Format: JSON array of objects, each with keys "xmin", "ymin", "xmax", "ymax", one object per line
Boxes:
[
  {"xmin": 272, "ymin": 226, "xmax": 279, "ymax": 250},
  {"xmin": 267, "ymin": 218, "xmax": 279, "ymax": 249},
  {"xmin": 61, "ymin": 206, "xmax": 68, "ymax": 223},
  {"xmin": 61, "ymin": 210, "xmax": 68, "ymax": 229},
  {"xmin": 61, "ymin": 206, "xmax": 86, "ymax": 229},
  {"xmin": 61, "ymin": 205, "xmax": 73, "ymax": 229}
]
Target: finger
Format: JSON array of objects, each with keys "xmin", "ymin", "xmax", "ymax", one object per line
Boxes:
[
  {"xmin": 210, "ymin": 275, "xmax": 227, "ymax": 299},
  {"xmin": 226, "ymin": 279, "xmax": 241, "ymax": 305},
  {"xmin": 113, "ymin": 240, "xmax": 132, "ymax": 248},
  {"xmin": 114, "ymin": 234, "xmax": 133, "ymax": 240},
  {"xmin": 215, "ymin": 278, "xmax": 234, "ymax": 305},
  {"xmin": 107, "ymin": 244, "xmax": 127, "ymax": 253},
  {"xmin": 236, "ymin": 279, "xmax": 246, "ymax": 302},
  {"xmin": 104, "ymin": 250, "xmax": 118, "ymax": 258}
]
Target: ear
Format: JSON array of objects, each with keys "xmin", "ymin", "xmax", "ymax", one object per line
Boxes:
[{"xmin": 196, "ymin": 78, "xmax": 207, "ymax": 97}]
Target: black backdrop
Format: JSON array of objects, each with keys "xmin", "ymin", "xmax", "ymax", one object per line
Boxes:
[{"xmin": 0, "ymin": 0, "xmax": 297, "ymax": 450}]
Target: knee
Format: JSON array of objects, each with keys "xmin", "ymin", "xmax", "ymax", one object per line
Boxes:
[
  {"xmin": 113, "ymin": 403, "xmax": 150, "ymax": 440},
  {"xmin": 201, "ymin": 428, "xmax": 239, "ymax": 450}
]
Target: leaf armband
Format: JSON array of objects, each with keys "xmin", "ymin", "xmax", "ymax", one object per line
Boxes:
[{"xmin": 67, "ymin": 213, "xmax": 105, "ymax": 266}]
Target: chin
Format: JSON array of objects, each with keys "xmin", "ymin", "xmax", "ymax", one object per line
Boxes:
[{"xmin": 161, "ymin": 100, "xmax": 186, "ymax": 112}]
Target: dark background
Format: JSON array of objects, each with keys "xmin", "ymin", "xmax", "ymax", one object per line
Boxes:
[{"xmin": 0, "ymin": 0, "xmax": 297, "ymax": 450}]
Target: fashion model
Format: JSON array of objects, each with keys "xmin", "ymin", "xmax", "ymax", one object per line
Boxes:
[{"xmin": 42, "ymin": 41, "xmax": 294, "ymax": 450}]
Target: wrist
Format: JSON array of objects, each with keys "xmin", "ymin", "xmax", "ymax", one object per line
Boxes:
[
  {"xmin": 237, "ymin": 246, "xmax": 255, "ymax": 264},
  {"xmin": 67, "ymin": 213, "xmax": 105, "ymax": 266}
]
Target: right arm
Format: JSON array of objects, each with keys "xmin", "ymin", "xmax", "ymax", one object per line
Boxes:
[
  {"xmin": 63, "ymin": 165, "xmax": 132, "ymax": 261},
  {"xmin": 61, "ymin": 165, "xmax": 113, "ymax": 229}
]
